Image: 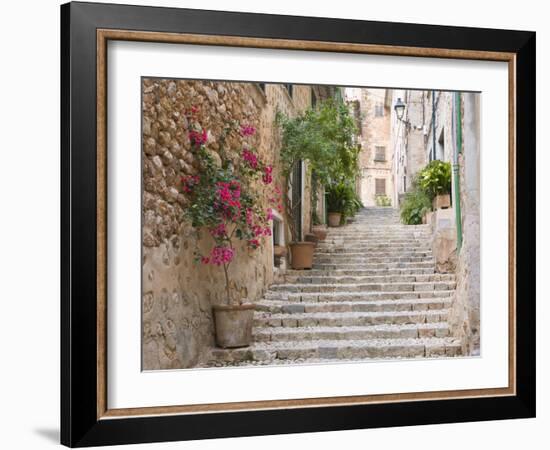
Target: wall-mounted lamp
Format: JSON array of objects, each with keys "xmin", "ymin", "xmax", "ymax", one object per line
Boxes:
[{"xmin": 394, "ymin": 97, "xmax": 406, "ymax": 121}]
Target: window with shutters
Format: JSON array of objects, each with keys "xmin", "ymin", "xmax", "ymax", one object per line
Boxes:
[
  {"xmin": 375, "ymin": 178, "xmax": 386, "ymax": 196},
  {"xmin": 374, "ymin": 146, "xmax": 386, "ymax": 162},
  {"xmin": 374, "ymin": 103, "xmax": 384, "ymax": 117}
]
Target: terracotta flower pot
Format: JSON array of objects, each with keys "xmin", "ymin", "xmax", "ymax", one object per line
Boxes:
[
  {"xmin": 212, "ymin": 303, "xmax": 255, "ymax": 348},
  {"xmin": 304, "ymin": 233, "xmax": 319, "ymax": 246},
  {"xmin": 327, "ymin": 212, "xmax": 342, "ymax": 227},
  {"xmin": 433, "ymin": 194, "xmax": 451, "ymax": 210},
  {"xmin": 311, "ymin": 225, "xmax": 328, "ymax": 241},
  {"xmin": 289, "ymin": 241, "xmax": 315, "ymax": 269},
  {"xmin": 273, "ymin": 245, "xmax": 287, "ymax": 258}
]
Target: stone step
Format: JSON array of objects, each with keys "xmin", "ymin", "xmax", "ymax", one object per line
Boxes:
[
  {"xmin": 253, "ymin": 323, "xmax": 451, "ymax": 342},
  {"xmin": 255, "ymin": 298, "xmax": 453, "ymax": 314},
  {"xmin": 312, "ymin": 261, "xmax": 436, "ymax": 270},
  {"xmin": 321, "ymin": 242, "xmax": 431, "ymax": 247},
  {"xmin": 254, "ymin": 309, "xmax": 450, "ymax": 328},
  {"xmin": 316, "ymin": 243, "xmax": 432, "ymax": 249},
  {"xmin": 264, "ymin": 289, "xmax": 453, "ymax": 302},
  {"xmin": 268, "ymin": 281, "xmax": 455, "ymax": 294},
  {"xmin": 314, "ymin": 251, "xmax": 433, "ymax": 258},
  {"xmin": 282, "ymin": 274, "xmax": 455, "ymax": 284},
  {"xmin": 314, "ymin": 256, "xmax": 434, "ymax": 264},
  {"xmin": 209, "ymin": 337, "xmax": 462, "ymax": 364},
  {"xmin": 284, "ymin": 268, "xmax": 436, "ymax": 276}
]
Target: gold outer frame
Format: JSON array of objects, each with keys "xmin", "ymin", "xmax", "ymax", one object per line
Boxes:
[{"xmin": 96, "ymin": 29, "xmax": 516, "ymax": 420}]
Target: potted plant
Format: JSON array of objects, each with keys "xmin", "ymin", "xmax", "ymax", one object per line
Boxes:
[
  {"xmin": 400, "ymin": 188, "xmax": 432, "ymax": 225},
  {"xmin": 326, "ymin": 184, "xmax": 344, "ymax": 227},
  {"xmin": 418, "ymin": 160, "xmax": 452, "ymax": 210},
  {"xmin": 183, "ymin": 110, "xmax": 279, "ymax": 348},
  {"xmin": 311, "ymin": 212, "xmax": 328, "ymax": 241}
]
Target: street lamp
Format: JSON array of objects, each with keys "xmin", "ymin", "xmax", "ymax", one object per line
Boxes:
[{"xmin": 394, "ymin": 97, "xmax": 406, "ymax": 121}]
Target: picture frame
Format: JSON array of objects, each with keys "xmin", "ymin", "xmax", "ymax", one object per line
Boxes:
[{"xmin": 60, "ymin": 1, "xmax": 535, "ymax": 447}]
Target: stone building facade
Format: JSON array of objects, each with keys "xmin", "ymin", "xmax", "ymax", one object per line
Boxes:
[
  {"xmin": 345, "ymin": 88, "xmax": 394, "ymax": 207},
  {"xmin": 389, "ymin": 89, "xmax": 481, "ymax": 355},
  {"xmin": 141, "ymin": 79, "xmax": 326, "ymax": 369}
]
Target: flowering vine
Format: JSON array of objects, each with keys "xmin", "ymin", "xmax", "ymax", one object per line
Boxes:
[{"xmin": 181, "ymin": 106, "xmax": 279, "ymax": 305}]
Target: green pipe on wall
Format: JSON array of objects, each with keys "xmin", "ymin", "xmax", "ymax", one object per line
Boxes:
[{"xmin": 453, "ymin": 92, "xmax": 463, "ymax": 251}]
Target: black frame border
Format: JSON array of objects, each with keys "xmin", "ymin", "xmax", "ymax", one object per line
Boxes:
[{"xmin": 61, "ymin": 2, "xmax": 535, "ymax": 447}]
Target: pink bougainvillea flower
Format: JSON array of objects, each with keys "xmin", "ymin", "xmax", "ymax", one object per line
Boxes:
[
  {"xmin": 266, "ymin": 208, "xmax": 274, "ymax": 221},
  {"xmin": 241, "ymin": 148, "xmax": 258, "ymax": 169},
  {"xmin": 181, "ymin": 175, "xmax": 200, "ymax": 193},
  {"xmin": 209, "ymin": 246, "xmax": 235, "ymax": 265},
  {"xmin": 262, "ymin": 165, "xmax": 273, "ymax": 184},
  {"xmin": 189, "ymin": 129, "xmax": 208, "ymax": 147},
  {"xmin": 210, "ymin": 222, "xmax": 227, "ymax": 238},
  {"xmin": 240, "ymin": 125, "xmax": 256, "ymax": 137},
  {"xmin": 248, "ymin": 239, "xmax": 260, "ymax": 249},
  {"xmin": 201, "ymin": 256, "xmax": 210, "ymax": 264}
]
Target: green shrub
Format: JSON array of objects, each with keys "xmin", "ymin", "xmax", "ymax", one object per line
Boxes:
[
  {"xmin": 400, "ymin": 190, "xmax": 431, "ymax": 225},
  {"xmin": 375, "ymin": 195, "xmax": 392, "ymax": 207},
  {"xmin": 417, "ymin": 160, "xmax": 451, "ymax": 200},
  {"xmin": 326, "ymin": 181, "xmax": 362, "ymax": 221}
]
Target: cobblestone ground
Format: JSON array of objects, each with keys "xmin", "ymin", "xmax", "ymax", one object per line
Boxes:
[{"xmin": 206, "ymin": 207, "xmax": 462, "ymax": 367}]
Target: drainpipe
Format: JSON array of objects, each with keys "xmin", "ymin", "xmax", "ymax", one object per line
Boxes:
[
  {"xmin": 453, "ymin": 92, "xmax": 463, "ymax": 251},
  {"xmin": 432, "ymin": 90, "xmax": 436, "ymax": 161}
]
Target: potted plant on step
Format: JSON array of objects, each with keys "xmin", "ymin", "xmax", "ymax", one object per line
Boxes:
[
  {"xmin": 326, "ymin": 183, "xmax": 345, "ymax": 227},
  {"xmin": 183, "ymin": 110, "xmax": 278, "ymax": 348},
  {"xmin": 418, "ymin": 160, "xmax": 452, "ymax": 210}
]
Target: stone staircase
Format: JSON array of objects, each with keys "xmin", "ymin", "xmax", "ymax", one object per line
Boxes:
[{"xmin": 208, "ymin": 207, "xmax": 461, "ymax": 367}]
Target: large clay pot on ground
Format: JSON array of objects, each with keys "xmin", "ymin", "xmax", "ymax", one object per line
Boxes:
[
  {"xmin": 311, "ymin": 225, "xmax": 328, "ymax": 241},
  {"xmin": 289, "ymin": 241, "xmax": 315, "ymax": 269},
  {"xmin": 433, "ymin": 194, "xmax": 451, "ymax": 210},
  {"xmin": 327, "ymin": 212, "xmax": 342, "ymax": 227},
  {"xmin": 212, "ymin": 303, "xmax": 255, "ymax": 348}
]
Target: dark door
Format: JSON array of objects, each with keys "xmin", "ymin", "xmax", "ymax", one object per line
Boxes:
[{"xmin": 290, "ymin": 160, "xmax": 302, "ymax": 241}]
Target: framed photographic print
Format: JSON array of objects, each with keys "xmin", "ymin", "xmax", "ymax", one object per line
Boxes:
[{"xmin": 60, "ymin": 1, "xmax": 536, "ymax": 447}]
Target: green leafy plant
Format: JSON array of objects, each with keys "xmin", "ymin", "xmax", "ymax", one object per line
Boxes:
[
  {"xmin": 277, "ymin": 99, "xmax": 361, "ymax": 235},
  {"xmin": 417, "ymin": 160, "xmax": 452, "ymax": 200},
  {"xmin": 400, "ymin": 189, "xmax": 432, "ymax": 225},
  {"xmin": 326, "ymin": 181, "xmax": 362, "ymax": 223},
  {"xmin": 375, "ymin": 195, "xmax": 392, "ymax": 207}
]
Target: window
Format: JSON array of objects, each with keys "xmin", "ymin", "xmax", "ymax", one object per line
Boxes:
[
  {"xmin": 375, "ymin": 178, "xmax": 386, "ymax": 196},
  {"xmin": 374, "ymin": 146, "xmax": 386, "ymax": 162},
  {"xmin": 374, "ymin": 103, "xmax": 384, "ymax": 117},
  {"xmin": 283, "ymin": 83, "xmax": 293, "ymax": 99}
]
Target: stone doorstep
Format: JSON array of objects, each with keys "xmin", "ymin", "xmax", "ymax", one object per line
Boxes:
[
  {"xmin": 253, "ymin": 309, "xmax": 450, "ymax": 328},
  {"xmin": 263, "ymin": 289, "xmax": 454, "ymax": 302},
  {"xmin": 268, "ymin": 281, "xmax": 456, "ymax": 293},
  {"xmin": 209, "ymin": 338, "xmax": 462, "ymax": 363},
  {"xmin": 253, "ymin": 323, "xmax": 451, "ymax": 342},
  {"xmin": 254, "ymin": 298, "xmax": 453, "ymax": 314}
]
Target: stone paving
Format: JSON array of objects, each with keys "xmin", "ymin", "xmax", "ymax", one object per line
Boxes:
[{"xmin": 207, "ymin": 207, "xmax": 462, "ymax": 367}]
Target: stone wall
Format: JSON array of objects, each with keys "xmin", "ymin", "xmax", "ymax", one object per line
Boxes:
[
  {"xmin": 141, "ymin": 79, "xmax": 317, "ymax": 369},
  {"xmin": 448, "ymin": 93, "xmax": 481, "ymax": 355},
  {"xmin": 141, "ymin": 79, "xmax": 276, "ymax": 369}
]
